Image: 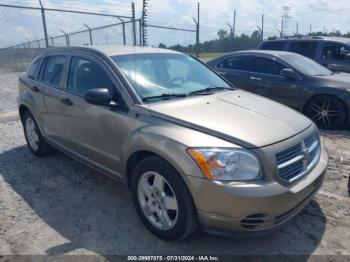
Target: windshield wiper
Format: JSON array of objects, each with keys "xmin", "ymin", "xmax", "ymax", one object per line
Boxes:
[
  {"xmin": 142, "ymin": 93, "xmax": 187, "ymax": 101},
  {"xmin": 188, "ymin": 86, "xmax": 233, "ymax": 96}
]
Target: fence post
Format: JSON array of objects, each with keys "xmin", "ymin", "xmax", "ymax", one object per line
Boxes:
[
  {"xmin": 117, "ymin": 18, "xmax": 126, "ymax": 45},
  {"xmin": 39, "ymin": 0, "xmax": 49, "ymax": 48},
  {"xmin": 139, "ymin": 19, "xmax": 142, "ymax": 46},
  {"xmin": 132, "ymin": 3, "xmax": 136, "ymax": 46},
  {"xmin": 60, "ymin": 30, "xmax": 70, "ymax": 46},
  {"xmin": 83, "ymin": 24, "xmax": 93, "ymax": 45},
  {"xmin": 49, "ymin": 35, "xmax": 54, "ymax": 47}
]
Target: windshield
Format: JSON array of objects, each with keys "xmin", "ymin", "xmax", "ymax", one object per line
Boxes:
[
  {"xmin": 111, "ymin": 53, "xmax": 231, "ymax": 101},
  {"xmin": 280, "ymin": 53, "xmax": 332, "ymax": 76}
]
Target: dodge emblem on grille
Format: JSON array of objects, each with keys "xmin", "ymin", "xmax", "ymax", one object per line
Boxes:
[{"xmin": 301, "ymin": 141, "xmax": 309, "ymax": 170}]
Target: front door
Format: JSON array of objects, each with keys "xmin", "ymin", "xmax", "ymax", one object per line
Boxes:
[
  {"xmin": 58, "ymin": 54, "xmax": 130, "ymax": 176},
  {"xmin": 245, "ymin": 56, "xmax": 303, "ymax": 110},
  {"xmin": 319, "ymin": 42, "xmax": 350, "ymax": 73}
]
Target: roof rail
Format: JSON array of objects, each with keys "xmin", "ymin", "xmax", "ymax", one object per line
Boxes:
[{"xmin": 266, "ymin": 35, "xmax": 325, "ymax": 41}]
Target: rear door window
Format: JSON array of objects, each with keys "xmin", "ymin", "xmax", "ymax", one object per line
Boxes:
[
  {"xmin": 289, "ymin": 41, "xmax": 318, "ymax": 58},
  {"xmin": 322, "ymin": 42, "xmax": 350, "ymax": 60},
  {"xmin": 246, "ymin": 57, "xmax": 285, "ymax": 76},
  {"xmin": 41, "ymin": 55, "xmax": 66, "ymax": 88},
  {"xmin": 260, "ymin": 41, "xmax": 286, "ymax": 51},
  {"xmin": 216, "ymin": 56, "xmax": 250, "ymax": 71}
]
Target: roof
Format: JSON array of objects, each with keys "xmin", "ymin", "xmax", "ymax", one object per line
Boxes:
[
  {"xmin": 206, "ymin": 50, "xmax": 302, "ymax": 64},
  {"xmin": 42, "ymin": 45, "xmax": 181, "ymax": 57},
  {"xmin": 266, "ymin": 36, "xmax": 350, "ymax": 44}
]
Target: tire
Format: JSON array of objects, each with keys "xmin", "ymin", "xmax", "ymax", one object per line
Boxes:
[
  {"xmin": 305, "ymin": 95, "xmax": 347, "ymax": 130},
  {"xmin": 131, "ymin": 155, "xmax": 198, "ymax": 240},
  {"xmin": 22, "ymin": 111, "xmax": 53, "ymax": 157}
]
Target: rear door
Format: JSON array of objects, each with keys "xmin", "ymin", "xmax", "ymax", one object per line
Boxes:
[
  {"xmin": 214, "ymin": 55, "xmax": 251, "ymax": 89},
  {"xmin": 36, "ymin": 53, "xmax": 69, "ymax": 143},
  {"xmin": 319, "ymin": 41, "xmax": 350, "ymax": 73},
  {"xmin": 244, "ymin": 55, "xmax": 304, "ymax": 109}
]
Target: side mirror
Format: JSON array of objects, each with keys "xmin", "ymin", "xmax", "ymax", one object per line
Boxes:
[
  {"xmin": 280, "ymin": 68, "xmax": 297, "ymax": 80},
  {"xmin": 345, "ymin": 53, "xmax": 350, "ymax": 60},
  {"xmin": 85, "ymin": 88, "xmax": 111, "ymax": 106}
]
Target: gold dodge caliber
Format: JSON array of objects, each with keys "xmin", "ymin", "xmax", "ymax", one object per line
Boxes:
[{"xmin": 18, "ymin": 46, "xmax": 328, "ymax": 240}]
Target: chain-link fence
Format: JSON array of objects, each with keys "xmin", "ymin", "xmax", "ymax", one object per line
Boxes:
[{"xmin": 0, "ymin": 1, "xmax": 139, "ymax": 114}]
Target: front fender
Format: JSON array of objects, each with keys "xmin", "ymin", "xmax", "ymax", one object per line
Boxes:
[{"xmin": 120, "ymin": 125, "xmax": 205, "ymax": 186}]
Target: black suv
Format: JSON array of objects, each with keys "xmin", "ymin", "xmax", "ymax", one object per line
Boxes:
[{"xmin": 258, "ymin": 36, "xmax": 350, "ymax": 73}]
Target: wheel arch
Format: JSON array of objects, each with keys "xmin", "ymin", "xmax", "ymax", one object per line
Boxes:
[
  {"xmin": 125, "ymin": 150, "xmax": 157, "ymax": 190},
  {"xmin": 19, "ymin": 104, "xmax": 30, "ymax": 123}
]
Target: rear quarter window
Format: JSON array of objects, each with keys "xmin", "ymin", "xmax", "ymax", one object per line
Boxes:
[
  {"xmin": 260, "ymin": 41, "xmax": 286, "ymax": 51},
  {"xmin": 27, "ymin": 57, "xmax": 42, "ymax": 79},
  {"xmin": 289, "ymin": 41, "xmax": 318, "ymax": 59}
]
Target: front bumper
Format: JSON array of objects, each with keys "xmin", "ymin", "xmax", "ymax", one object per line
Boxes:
[{"xmin": 185, "ymin": 145, "xmax": 328, "ymax": 234}]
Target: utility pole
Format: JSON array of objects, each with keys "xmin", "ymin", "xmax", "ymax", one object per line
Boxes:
[
  {"xmin": 261, "ymin": 14, "xmax": 264, "ymax": 40},
  {"xmin": 233, "ymin": 10, "xmax": 236, "ymax": 37},
  {"xmin": 131, "ymin": 2, "xmax": 136, "ymax": 46},
  {"xmin": 227, "ymin": 22, "xmax": 233, "ymax": 51},
  {"xmin": 193, "ymin": 2, "xmax": 200, "ymax": 57},
  {"xmin": 281, "ymin": 6, "xmax": 291, "ymax": 37},
  {"xmin": 141, "ymin": 0, "xmax": 149, "ymax": 46},
  {"xmin": 296, "ymin": 22, "xmax": 299, "ymax": 36},
  {"xmin": 83, "ymin": 23, "xmax": 93, "ymax": 45},
  {"xmin": 281, "ymin": 18, "xmax": 284, "ymax": 37},
  {"xmin": 310, "ymin": 24, "xmax": 312, "ymax": 35},
  {"xmin": 39, "ymin": 0, "xmax": 49, "ymax": 48}
]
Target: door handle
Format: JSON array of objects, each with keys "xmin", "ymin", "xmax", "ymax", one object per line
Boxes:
[
  {"xmin": 219, "ymin": 71, "xmax": 226, "ymax": 76},
  {"xmin": 249, "ymin": 76, "xmax": 261, "ymax": 81},
  {"xmin": 30, "ymin": 86, "xmax": 39, "ymax": 92},
  {"xmin": 61, "ymin": 98, "xmax": 74, "ymax": 106}
]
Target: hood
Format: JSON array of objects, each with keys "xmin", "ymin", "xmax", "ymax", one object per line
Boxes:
[
  {"xmin": 316, "ymin": 72, "xmax": 350, "ymax": 89},
  {"xmin": 148, "ymin": 90, "xmax": 312, "ymax": 148}
]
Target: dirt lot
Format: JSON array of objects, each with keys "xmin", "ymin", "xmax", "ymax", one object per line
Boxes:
[{"xmin": 0, "ymin": 113, "xmax": 349, "ymax": 257}]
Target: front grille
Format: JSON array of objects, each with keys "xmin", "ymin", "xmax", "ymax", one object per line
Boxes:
[{"xmin": 276, "ymin": 133, "xmax": 321, "ymax": 183}]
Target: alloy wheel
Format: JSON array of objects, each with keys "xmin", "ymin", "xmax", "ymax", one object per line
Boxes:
[
  {"xmin": 137, "ymin": 171, "xmax": 179, "ymax": 230},
  {"xmin": 307, "ymin": 96, "xmax": 346, "ymax": 129},
  {"xmin": 25, "ymin": 117, "xmax": 39, "ymax": 151}
]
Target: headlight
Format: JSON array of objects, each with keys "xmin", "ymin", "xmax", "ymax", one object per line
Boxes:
[{"xmin": 187, "ymin": 148, "xmax": 261, "ymax": 181}]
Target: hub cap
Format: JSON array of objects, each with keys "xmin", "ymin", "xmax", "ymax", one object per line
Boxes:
[
  {"xmin": 137, "ymin": 171, "xmax": 178, "ymax": 230},
  {"xmin": 25, "ymin": 117, "xmax": 39, "ymax": 151}
]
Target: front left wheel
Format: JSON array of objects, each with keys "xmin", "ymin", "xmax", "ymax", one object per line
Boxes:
[{"xmin": 131, "ymin": 155, "xmax": 198, "ymax": 240}]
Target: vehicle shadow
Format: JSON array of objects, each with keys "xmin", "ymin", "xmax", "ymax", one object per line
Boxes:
[{"xmin": 0, "ymin": 145, "xmax": 326, "ymax": 257}]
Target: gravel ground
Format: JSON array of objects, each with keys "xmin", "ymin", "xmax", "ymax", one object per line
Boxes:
[
  {"xmin": 0, "ymin": 114, "xmax": 349, "ymax": 257},
  {"xmin": 0, "ymin": 69, "xmax": 20, "ymax": 113}
]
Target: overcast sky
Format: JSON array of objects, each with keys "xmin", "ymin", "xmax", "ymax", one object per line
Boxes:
[{"xmin": 0, "ymin": 0, "xmax": 349, "ymax": 48}]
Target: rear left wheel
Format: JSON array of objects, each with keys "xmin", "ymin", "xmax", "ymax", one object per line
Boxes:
[{"xmin": 23, "ymin": 111, "xmax": 53, "ymax": 157}]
